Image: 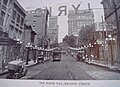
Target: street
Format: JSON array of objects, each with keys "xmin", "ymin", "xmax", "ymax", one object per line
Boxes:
[
  {"xmin": 19, "ymin": 53, "xmax": 120, "ymax": 80},
  {"xmin": 1, "ymin": 53, "xmax": 120, "ymax": 80}
]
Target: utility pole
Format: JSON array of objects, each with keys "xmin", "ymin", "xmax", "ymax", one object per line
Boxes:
[{"xmin": 102, "ymin": 16, "xmax": 106, "ymax": 64}]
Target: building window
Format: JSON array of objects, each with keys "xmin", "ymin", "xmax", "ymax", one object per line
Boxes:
[
  {"xmin": 17, "ymin": 14, "xmax": 20, "ymax": 23},
  {"xmin": 20, "ymin": 17, "xmax": 24, "ymax": 26},
  {"xmin": 18, "ymin": 30, "xmax": 22, "ymax": 40},
  {"xmin": 13, "ymin": 29, "xmax": 17, "ymax": 39},
  {"xmin": 12, "ymin": 10, "xmax": 16, "ymax": 21},
  {"xmin": 15, "ymin": 29, "xmax": 18, "ymax": 39},
  {"xmin": 9, "ymin": 25, "xmax": 14, "ymax": 38},
  {"xmin": 3, "ymin": 0, "xmax": 8, "ymax": 6}
]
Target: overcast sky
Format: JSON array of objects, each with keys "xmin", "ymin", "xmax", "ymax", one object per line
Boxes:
[{"xmin": 18, "ymin": 0, "xmax": 104, "ymax": 43}]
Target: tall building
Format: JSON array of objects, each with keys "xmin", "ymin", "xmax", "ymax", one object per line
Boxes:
[
  {"xmin": 0, "ymin": 0, "xmax": 26, "ymax": 68},
  {"xmin": 68, "ymin": 8, "xmax": 94, "ymax": 36},
  {"xmin": 25, "ymin": 8, "xmax": 48, "ymax": 47},
  {"xmin": 101, "ymin": 0, "xmax": 120, "ymax": 64},
  {"xmin": 47, "ymin": 16, "xmax": 58, "ymax": 47}
]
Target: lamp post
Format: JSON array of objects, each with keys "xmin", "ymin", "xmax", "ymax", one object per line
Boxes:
[
  {"xmin": 106, "ymin": 35, "xmax": 115, "ymax": 66},
  {"xmin": 88, "ymin": 43, "xmax": 93, "ymax": 63},
  {"xmin": 25, "ymin": 42, "xmax": 32, "ymax": 65},
  {"xmin": 15, "ymin": 39, "xmax": 22, "ymax": 60}
]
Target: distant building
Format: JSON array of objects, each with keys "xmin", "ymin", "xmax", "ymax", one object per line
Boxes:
[
  {"xmin": 47, "ymin": 16, "xmax": 58, "ymax": 47},
  {"xmin": 25, "ymin": 8, "xmax": 48, "ymax": 47},
  {"xmin": 68, "ymin": 6, "xmax": 94, "ymax": 36},
  {"xmin": 68, "ymin": 9, "xmax": 94, "ymax": 36}
]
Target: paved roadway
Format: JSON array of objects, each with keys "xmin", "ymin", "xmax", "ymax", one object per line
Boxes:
[
  {"xmin": 23, "ymin": 53, "xmax": 120, "ymax": 80},
  {"xmin": 1, "ymin": 53, "xmax": 120, "ymax": 80}
]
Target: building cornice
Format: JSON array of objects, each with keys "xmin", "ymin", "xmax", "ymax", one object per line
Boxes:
[{"xmin": 13, "ymin": 0, "xmax": 26, "ymax": 16}]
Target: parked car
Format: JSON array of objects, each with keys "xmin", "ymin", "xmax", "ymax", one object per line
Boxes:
[
  {"xmin": 37, "ymin": 55, "xmax": 44, "ymax": 64},
  {"xmin": 77, "ymin": 51, "xmax": 85, "ymax": 62},
  {"xmin": 6, "ymin": 60, "xmax": 28, "ymax": 79}
]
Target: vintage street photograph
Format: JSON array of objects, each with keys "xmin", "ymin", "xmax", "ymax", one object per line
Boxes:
[{"xmin": 0, "ymin": 0, "xmax": 120, "ymax": 80}]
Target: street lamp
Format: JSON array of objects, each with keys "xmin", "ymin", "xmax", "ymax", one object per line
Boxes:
[
  {"xmin": 87, "ymin": 43, "xmax": 93, "ymax": 63},
  {"xmin": 106, "ymin": 35, "xmax": 115, "ymax": 66},
  {"xmin": 15, "ymin": 39, "xmax": 23, "ymax": 60},
  {"xmin": 25, "ymin": 42, "xmax": 33, "ymax": 65}
]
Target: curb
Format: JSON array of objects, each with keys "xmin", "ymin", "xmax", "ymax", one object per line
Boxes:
[
  {"xmin": 25, "ymin": 63, "xmax": 38, "ymax": 68},
  {"xmin": 25, "ymin": 57, "xmax": 51, "ymax": 67},
  {"xmin": 26, "ymin": 58, "xmax": 51, "ymax": 68},
  {"xmin": 85, "ymin": 62, "xmax": 109, "ymax": 69},
  {"xmin": 85, "ymin": 61, "xmax": 120, "ymax": 73}
]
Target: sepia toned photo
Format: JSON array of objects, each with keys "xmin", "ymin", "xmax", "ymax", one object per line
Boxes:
[{"xmin": 1, "ymin": 0, "xmax": 120, "ymax": 81}]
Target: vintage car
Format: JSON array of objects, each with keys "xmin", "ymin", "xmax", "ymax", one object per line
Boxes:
[
  {"xmin": 37, "ymin": 51, "xmax": 44, "ymax": 64},
  {"xmin": 53, "ymin": 50, "xmax": 61, "ymax": 61},
  {"xmin": 6, "ymin": 60, "xmax": 28, "ymax": 79},
  {"xmin": 77, "ymin": 51, "xmax": 85, "ymax": 62},
  {"xmin": 37, "ymin": 55, "xmax": 44, "ymax": 64}
]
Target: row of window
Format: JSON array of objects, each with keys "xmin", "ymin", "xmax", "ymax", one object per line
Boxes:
[
  {"xmin": 47, "ymin": 30, "xmax": 56, "ymax": 34},
  {"xmin": 12, "ymin": 9, "xmax": 24, "ymax": 26},
  {"xmin": 9, "ymin": 25, "xmax": 22, "ymax": 40},
  {"xmin": 49, "ymin": 22, "xmax": 57, "ymax": 28},
  {"xmin": 69, "ymin": 15, "xmax": 94, "ymax": 19},
  {"xmin": 69, "ymin": 22, "xmax": 93, "ymax": 28}
]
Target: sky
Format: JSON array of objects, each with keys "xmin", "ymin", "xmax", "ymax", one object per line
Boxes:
[{"xmin": 18, "ymin": 0, "xmax": 104, "ymax": 43}]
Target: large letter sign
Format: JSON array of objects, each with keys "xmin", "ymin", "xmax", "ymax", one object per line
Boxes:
[
  {"xmin": 49, "ymin": 3, "xmax": 81, "ymax": 16},
  {"xmin": 72, "ymin": 4, "xmax": 81, "ymax": 14},
  {"xmin": 58, "ymin": 6, "xmax": 67, "ymax": 16}
]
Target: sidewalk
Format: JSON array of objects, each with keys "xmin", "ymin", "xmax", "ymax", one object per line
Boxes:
[
  {"xmin": 68, "ymin": 51, "xmax": 120, "ymax": 72},
  {"xmin": 85, "ymin": 60, "xmax": 120, "ymax": 72},
  {"xmin": 0, "ymin": 57, "xmax": 51, "ymax": 76}
]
